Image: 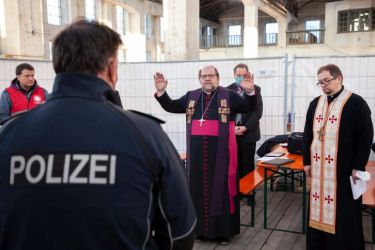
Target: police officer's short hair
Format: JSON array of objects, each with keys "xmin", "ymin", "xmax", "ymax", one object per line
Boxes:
[
  {"xmin": 15, "ymin": 63, "xmax": 34, "ymax": 76},
  {"xmin": 52, "ymin": 19, "xmax": 123, "ymax": 75}
]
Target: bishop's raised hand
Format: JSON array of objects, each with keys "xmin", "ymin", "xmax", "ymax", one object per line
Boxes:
[{"xmin": 154, "ymin": 72, "xmax": 168, "ymax": 94}]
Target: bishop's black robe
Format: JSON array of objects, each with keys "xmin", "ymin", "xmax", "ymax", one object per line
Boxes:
[
  {"xmin": 155, "ymin": 86, "xmax": 256, "ymax": 239},
  {"xmin": 303, "ymin": 90, "xmax": 373, "ymax": 250}
]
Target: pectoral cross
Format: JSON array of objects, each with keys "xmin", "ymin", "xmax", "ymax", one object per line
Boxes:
[
  {"xmin": 199, "ymin": 117, "xmax": 205, "ymax": 126},
  {"xmin": 318, "ymin": 128, "xmax": 325, "ymax": 141}
]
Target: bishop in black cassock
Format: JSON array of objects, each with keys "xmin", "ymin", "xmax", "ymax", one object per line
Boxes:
[
  {"xmin": 153, "ymin": 66, "xmax": 257, "ymax": 241},
  {"xmin": 303, "ymin": 64, "xmax": 373, "ymax": 250}
]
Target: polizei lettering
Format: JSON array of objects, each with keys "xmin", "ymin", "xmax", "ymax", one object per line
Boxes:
[{"xmin": 10, "ymin": 154, "xmax": 116, "ymax": 185}]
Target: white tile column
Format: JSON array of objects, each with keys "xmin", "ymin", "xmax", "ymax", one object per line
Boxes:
[
  {"xmin": 165, "ymin": 0, "xmax": 199, "ymax": 60},
  {"xmin": 276, "ymin": 17, "xmax": 287, "ymax": 48},
  {"xmin": 242, "ymin": 0, "xmax": 259, "ymax": 58}
]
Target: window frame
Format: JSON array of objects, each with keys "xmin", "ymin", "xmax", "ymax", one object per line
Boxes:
[
  {"xmin": 118, "ymin": 48, "xmax": 126, "ymax": 63},
  {"xmin": 116, "ymin": 5, "xmax": 126, "ymax": 35},
  {"xmin": 85, "ymin": 0, "xmax": 96, "ymax": 21},
  {"xmin": 265, "ymin": 22, "xmax": 278, "ymax": 45},
  {"xmin": 146, "ymin": 50, "xmax": 152, "ymax": 61},
  {"xmin": 144, "ymin": 14, "xmax": 152, "ymax": 39},
  {"xmin": 47, "ymin": 0, "xmax": 62, "ymax": 26},
  {"xmin": 305, "ymin": 20, "xmax": 320, "ymax": 43},
  {"xmin": 228, "ymin": 24, "xmax": 242, "ymax": 46},
  {"xmin": 338, "ymin": 8, "xmax": 375, "ymax": 33}
]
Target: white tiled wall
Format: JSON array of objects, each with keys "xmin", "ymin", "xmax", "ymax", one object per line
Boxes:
[
  {"xmin": 119, "ymin": 58, "xmax": 288, "ymax": 152},
  {"xmin": 1, "ymin": 56, "xmax": 374, "ymax": 160}
]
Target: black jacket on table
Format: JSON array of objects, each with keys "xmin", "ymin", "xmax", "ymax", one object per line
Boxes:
[
  {"xmin": 0, "ymin": 73, "xmax": 196, "ymax": 250},
  {"xmin": 226, "ymin": 84, "xmax": 263, "ymax": 142}
]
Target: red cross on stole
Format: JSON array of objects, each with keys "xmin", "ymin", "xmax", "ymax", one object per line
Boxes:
[
  {"xmin": 316, "ymin": 114, "xmax": 323, "ymax": 122},
  {"xmin": 313, "ymin": 192, "xmax": 320, "ymax": 200},
  {"xmin": 325, "ymin": 155, "xmax": 334, "ymax": 164},
  {"xmin": 329, "ymin": 115, "xmax": 338, "ymax": 124},
  {"xmin": 325, "ymin": 195, "xmax": 334, "ymax": 204}
]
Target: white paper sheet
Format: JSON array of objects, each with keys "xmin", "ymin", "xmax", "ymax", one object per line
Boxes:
[
  {"xmin": 257, "ymin": 156, "xmax": 290, "ymax": 162},
  {"xmin": 350, "ymin": 171, "xmax": 371, "ymax": 200}
]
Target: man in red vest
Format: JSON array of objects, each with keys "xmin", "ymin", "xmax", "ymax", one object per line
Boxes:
[{"xmin": 0, "ymin": 63, "xmax": 48, "ymax": 124}]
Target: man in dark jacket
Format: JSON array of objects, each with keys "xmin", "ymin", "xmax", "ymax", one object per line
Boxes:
[
  {"xmin": 0, "ymin": 20, "xmax": 196, "ymax": 250},
  {"xmin": 0, "ymin": 63, "xmax": 48, "ymax": 124},
  {"xmin": 226, "ymin": 63, "xmax": 263, "ymax": 177}
]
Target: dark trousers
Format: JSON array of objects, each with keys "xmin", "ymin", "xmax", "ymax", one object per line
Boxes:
[
  {"xmin": 306, "ymin": 226, "xmax": 364, "ymax": 250},
  {"xmin": 236, "ymin": 136, "xmax": 256, "ymax": 178},
  {"xmin": 306, "ymin": 196, "xmax": 364, "ymax": 250}
]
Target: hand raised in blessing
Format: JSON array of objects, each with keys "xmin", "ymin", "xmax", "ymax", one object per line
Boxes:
[
  {"xmin": 240, "ymin": 72, "xmax": 255, "ymax": 93},
  {"xmin": 154, "ymin": 72, "xmax": 168, "ymax": 92}
]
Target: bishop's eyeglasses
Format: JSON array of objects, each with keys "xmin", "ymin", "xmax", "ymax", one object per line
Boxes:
[
  {"xmin": 316, "ymin": 77, "xmax": 336, "ymax": 86},
  {"xmin": 200, "ymin": 74, "xmax": 217, "ymax": 79}
]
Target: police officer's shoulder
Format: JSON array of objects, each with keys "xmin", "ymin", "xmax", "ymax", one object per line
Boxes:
[
  {"xmin": 0, "ymin": 114, "xmax": 22, "ymax": 138},
  {"xmin": 127, "ymin": 110, "xmax": 165, "ymax": 124},
  {"xmin": 106, "ymin": 101, "xmax": 165, "ymax": 125}
]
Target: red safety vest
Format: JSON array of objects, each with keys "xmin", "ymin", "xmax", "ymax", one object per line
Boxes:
[{"xmin": 6, "ymin": 86, "xmax": 46, "ymax": 115}]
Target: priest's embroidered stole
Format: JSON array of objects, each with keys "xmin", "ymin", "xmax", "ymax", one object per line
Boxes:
[
  {"xmin": 186, "ymin": 100, "xmax": 195, "ymax": 123},
  {"xmin": 309, "ymin": 89, "xmax": 351, "ymax": 234},
  {"xmin": 218, "ymin": 99, "xmax": 230, "ymax": 123}
]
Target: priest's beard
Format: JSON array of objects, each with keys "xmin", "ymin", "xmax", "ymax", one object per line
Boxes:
[
  {"xmin": 322, "ymin": 84, "xmax": 341, "ymax": 96},
  {"xmin": 323, "ymin": 89, "xmax": 333, "ymax": 95}
]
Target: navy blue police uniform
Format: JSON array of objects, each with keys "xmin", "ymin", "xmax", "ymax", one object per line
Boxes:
[{"xmin": 0, "ymin": 73, "xmax": 196, "ymax": 250}]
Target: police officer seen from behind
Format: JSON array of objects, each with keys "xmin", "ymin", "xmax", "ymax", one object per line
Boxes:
[
  {"xmin": 0, "ymin": 63, "xmax": 48, "ymax": 124},
  {"xmin": 0, "ymin": 20, "xmax": 196, "ymax": 250}
]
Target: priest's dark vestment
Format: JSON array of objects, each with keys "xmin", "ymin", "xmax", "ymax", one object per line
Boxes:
[
  {"xmin": 303, "ymin": 92, "xmax": 373, "ymax": 250},
  {"xmin": 155, "ymin": 86, "xmax": 256, "ymax": 239}
]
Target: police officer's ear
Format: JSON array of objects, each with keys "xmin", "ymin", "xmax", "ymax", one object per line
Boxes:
[
  {"xmin": 98, "ymin": 57, "xmax": 118, "ymax": 90},
  {"xmin": 107, "ymin": 57, "xmax": 118, "ymax": 89}
]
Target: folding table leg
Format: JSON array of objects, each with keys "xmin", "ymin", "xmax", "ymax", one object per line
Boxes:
[
  {"xmin": 251, "ymin": 191, "xmax": 255, "ymax": 227},
  {"xmin": 264, "ymin": 168, "xmax": 268, "ymax": 229}
]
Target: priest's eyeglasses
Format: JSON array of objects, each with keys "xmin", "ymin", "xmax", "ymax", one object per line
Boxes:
[
  {"xmin": 316, "ymin": 77, "xmax": 335, "ymax": 86},
  {"xmin": 200, "ymin": 74, "xmax": 217, "ymax": 79}
]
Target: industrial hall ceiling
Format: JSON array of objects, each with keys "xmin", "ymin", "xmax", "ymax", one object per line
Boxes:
[{"xmin": 199, "ymin": 0, "xmax": 342, "ymax": 22}]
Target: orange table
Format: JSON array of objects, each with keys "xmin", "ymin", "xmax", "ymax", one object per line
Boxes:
[
  {"xmin": 257, "ymin": 152, "xmax": 306, "ymax": 234},
  {"xmin": 239, "ymin": 167, "xmax": 275, "ymax": 227},
  {"xmin": 258, "ymin": 149, "xmax": 375, "ymax": 236},
  {"xmin": 363, "ymin": 161, "xmax": 375, "ymax": 206}
]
